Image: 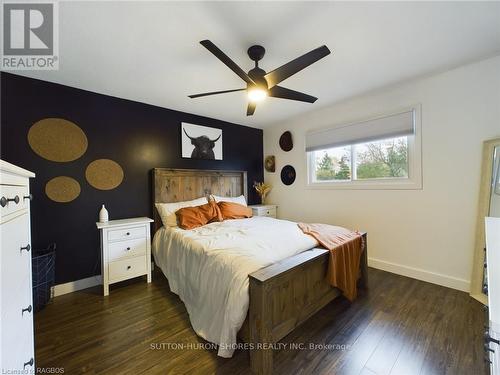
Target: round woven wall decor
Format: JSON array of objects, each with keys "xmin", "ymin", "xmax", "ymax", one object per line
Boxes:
[
  {"xmin": 28, "ymin": 118, "xmax": 88, "ymax": 162},
  {"xmin": 45, "ymin": 176, "xmax": 81, "ymax": 203},
  {"xmin": 85, "ymin": 159, "xmax": 124, "ymax": 190}
]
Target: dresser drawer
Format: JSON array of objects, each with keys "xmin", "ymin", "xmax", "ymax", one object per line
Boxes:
[
  {"xmin": 108, "ymin": 225, "xmax": 146, "ymax": 242},
  {"xmin": 109, "ymin": 256, "xmax": 147, "ymax": 282},
  {"xmin": 1, "ymin": 213, "xmax": 32, "ymax": 296},
  {"xmin": 1, "ymin": 317, "xmax": 34, "ymax": 372},
  {"xmin": 0, "ymin": 185, "xmax": 29, "ymax": 218},
  {"xmin": 108, "ymin": 238, "xmax": 147, "ymax": 262},
  {"xmin": 1, "ymin": 280, "xmax": 34, "ymax": 372}
]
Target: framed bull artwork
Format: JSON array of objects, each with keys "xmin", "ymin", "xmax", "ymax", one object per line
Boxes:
[{"xmin": 181, "ymin": 123, "xmax": 223, "ymax": 160}]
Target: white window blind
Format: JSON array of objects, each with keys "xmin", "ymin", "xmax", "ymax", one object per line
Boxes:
[{"xmin": 305, "ymin": 109, "xmax": 415, "ymax": 152}]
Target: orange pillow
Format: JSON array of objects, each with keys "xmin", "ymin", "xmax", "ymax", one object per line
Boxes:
[
  {"xmin": 218, "ymin": 201, "xmax": 253, "ymax": 220},
  {"xmin": 175, "ymin": 201, "xmax": 223, "ymax": 230}
]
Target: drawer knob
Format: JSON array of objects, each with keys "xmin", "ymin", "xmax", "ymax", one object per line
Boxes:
[
  {"xmin": 20, "ymin": 244, "xmax": 31, "ymax": 253},
  {"xmin": 0, "ymin": 195, "xmax": 20, "ymax": 207},
  {"xmin": 23, "ymin": 358, "xmax": 34, "ymax": 369},
  {"xmin": 126, "ymin": 247, "xmax": 131, "ymax": 251},
  {"xmin": 484, "ymin": 330, "xmax": 500, "ymax": 345},
  {"xmin": 127, "ymin": 265, "xmax": 131, "ymax": 270},
  {"xmin": 23, "ymin": 193, "xmax": 33, "ymax": 201},
  {"xmin": 22, "ymin": 305, "xmax": 32, "ymax": 315},
  {"xmin": 126, "ymin": 232, "xmax": 130, "ymax": 236}
]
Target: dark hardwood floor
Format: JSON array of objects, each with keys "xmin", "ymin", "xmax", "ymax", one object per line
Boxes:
[{"xmin": 35, "ymin": 268, "xmax": 486, "ymax": 375}]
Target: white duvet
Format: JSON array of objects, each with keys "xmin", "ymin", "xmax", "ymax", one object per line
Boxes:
[{"xmin": 152, "ymin": 216, "xmax": 318, "ymax": 357}]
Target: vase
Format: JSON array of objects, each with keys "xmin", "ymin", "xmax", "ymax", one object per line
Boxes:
[{"xmin": 99, "ymin": 204, "xmax": 109, "ymax": 223}]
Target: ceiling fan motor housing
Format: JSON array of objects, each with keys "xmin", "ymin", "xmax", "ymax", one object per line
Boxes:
[
  {"xmin": 248, "ymin": 67, "xmax": 267, "ymax": 89},
  {"xmin": 247, "ymin": 45, "xmax": 266, "ymax": 62},
  {"xmin": 247, "ymin": 45, "xmax": 268, "ymax": 89}
]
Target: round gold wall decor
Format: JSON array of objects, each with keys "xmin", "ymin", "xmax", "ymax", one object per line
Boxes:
[
  {"xmin": 265, "ymin": 155, "xmax": 276, "ymax": 173},
  {"xmin": 45, "ymin": 176, "xmax": 81, "ymax": 203},
  {"xmin": 28, "ymin": 118, "xmax": 88, "ymax": 162},
  {"xmin": 85, "ymin": 159, "xmax": 124, "ymax": 190}
]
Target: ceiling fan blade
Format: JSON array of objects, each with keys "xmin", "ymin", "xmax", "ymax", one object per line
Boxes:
[
  {"xmin": 247, "ymin": 102, "xmax": 256, "ymax": 116},
  {"xmin": 264, "ymin": 45, "xmax": 331, "ymax": 88},
  {"xmin": 200, "ymin": 40, "xmax": 256, "ymax": 85},
  {"xmin": 268, "ymin": 86, "xmax": 317, "ymax": 103},
  {"xmin": 188, "ymin": 88, "xmax": 246, "ymax": 99}
]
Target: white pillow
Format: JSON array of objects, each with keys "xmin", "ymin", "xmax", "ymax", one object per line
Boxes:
[
  {"xmin": 155, "ymin": 197, "xmax": 208, "ymax": 227},
  {"xmin": 211, "ymin": 194, "xmax": 247, "ymax": 206}
]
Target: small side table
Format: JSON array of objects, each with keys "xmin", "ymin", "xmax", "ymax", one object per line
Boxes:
[
  {"xmin": 96, "ymin": 217, "xmax": 154, "ymax": 296},
  {"xmin": 249, "ymin": 204, "xmax": 278, "ymax": 218}
]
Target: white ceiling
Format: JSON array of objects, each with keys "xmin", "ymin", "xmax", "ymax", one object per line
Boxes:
[{"xmin": 13, "ymin": 1, "xmax": 500, "ymax": 128}]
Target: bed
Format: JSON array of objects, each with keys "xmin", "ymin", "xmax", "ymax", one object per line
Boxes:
[{"xmin": 151, "ymin": 168, "xmax": 368, "ymax": 375}]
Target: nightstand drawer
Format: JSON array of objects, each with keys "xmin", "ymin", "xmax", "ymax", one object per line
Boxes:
[
  {"xmin": 108, "ymin": 238, "xmax": 147, "ymax": 262},
  {"xmin": 109, "ymin": 256, "xmax": 147, "ymax": 282},
  {"xmin": 262, "ymin": 207, "xmax": 276, "ymax": 217},
  {"xmin": 108, "ymin": 225, "xmax": 146, "ymax": 242},
  {"xmin": 253, "ymin": 207, "xmax": 276, "ymax": 217}
]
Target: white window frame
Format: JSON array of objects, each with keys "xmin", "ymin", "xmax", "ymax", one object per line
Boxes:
[{"xmin": 306, "ymin": 105, "xmax": 422, "ymax": 190}]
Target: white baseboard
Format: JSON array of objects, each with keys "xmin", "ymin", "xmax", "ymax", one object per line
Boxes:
[
  {"xmin": 52, "ymin": 262, "xmax": 154, "ymax": 297},
  {"xmin": 52, "ymin": 275, "xmax": 102, "ymax": 297},
  {"xmin": 53, "ymin": 261, "xmax": 468, "ymax": 297},
  {"xmin": 368, "ymin": 257, "xmax": 470, "ymax": 292}
]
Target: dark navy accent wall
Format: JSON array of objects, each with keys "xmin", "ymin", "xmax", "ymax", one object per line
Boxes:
[{"xmin": 0, "ymin": 72, "xmax": 263, "ymax": 284}]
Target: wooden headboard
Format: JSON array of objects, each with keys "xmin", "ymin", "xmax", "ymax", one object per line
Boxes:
[{"xmin": 152, "ymin": 168, "xmax": 248, "ymax": 233}]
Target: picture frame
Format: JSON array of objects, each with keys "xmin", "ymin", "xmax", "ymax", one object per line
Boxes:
[{"xmin": 181, "ymin": 122, "xmax": 223, "ymax": 160}]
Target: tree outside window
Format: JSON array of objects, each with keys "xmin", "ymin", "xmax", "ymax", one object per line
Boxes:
[{"xmin": 313, "ymin": 136, "xmax": 408, "ymax": 182}]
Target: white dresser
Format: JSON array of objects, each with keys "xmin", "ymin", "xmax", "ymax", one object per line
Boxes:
[
  {"xmin": 97, "ymin": 217, "xmax": 154, "ymax": 296},
  {"xmin": 249, "ymin": 204, "xmax": 278, "ymax": 218},
  {"xmin": 0, "ymin": 160, "xmax": 35, "ymax": 373},
  {"xmin": 486, "ymin": 217, "xmax": 500, "ymax": 374}
]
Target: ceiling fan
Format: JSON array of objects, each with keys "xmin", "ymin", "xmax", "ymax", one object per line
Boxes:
[{"xmin": 189, "ymin": 40, "xmax": 331, "ymax": 116}]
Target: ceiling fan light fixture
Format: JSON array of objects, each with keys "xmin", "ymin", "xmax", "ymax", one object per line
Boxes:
[{"xmin": 247, "ymin": 87, "xmax": 267, "ymax": 102}]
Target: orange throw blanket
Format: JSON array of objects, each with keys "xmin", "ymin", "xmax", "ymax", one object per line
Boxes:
[{"xmin": 298, "ymin": 223, "xmax": 363, "ymax": 301}]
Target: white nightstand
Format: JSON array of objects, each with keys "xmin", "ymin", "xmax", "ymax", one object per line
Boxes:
[
  {"xmin": 249, "ymin": 204, "xmax": 278, "ymax": 218},
  {"xmin": 96, "ymin": 217, "xmax": 154, "ymax": 296}
]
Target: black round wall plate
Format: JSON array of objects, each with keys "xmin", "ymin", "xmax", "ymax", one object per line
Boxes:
[
  {"xmin": 281, "ymin": 165, "xmax": 296, "ymax": 185},
  {"xmin": 279, "ymin": 131, "xmax": 293, "ymax": 151}
]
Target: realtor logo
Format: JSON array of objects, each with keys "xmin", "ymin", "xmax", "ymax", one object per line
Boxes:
[{"xmin": 1, "ymin": 1, "xmax": 59, "ymax": 70}]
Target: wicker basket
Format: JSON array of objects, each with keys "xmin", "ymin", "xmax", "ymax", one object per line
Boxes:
[{"xmin": 32, "ymin": 244, "xmax": 56, "ymax": 312}]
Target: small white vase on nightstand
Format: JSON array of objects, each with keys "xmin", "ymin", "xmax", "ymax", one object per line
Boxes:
[{"xmin": 99, "ymin": 204, "xmax": 109, "ymax": 223}]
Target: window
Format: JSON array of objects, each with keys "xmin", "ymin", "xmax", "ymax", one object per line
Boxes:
[
  {"xmin": 310, "ymin": 135, "xmax": 408, "ymax": 182},
  {"xmin": 306, "ymin": 108, "xmax": 421, "ymax": 189}
]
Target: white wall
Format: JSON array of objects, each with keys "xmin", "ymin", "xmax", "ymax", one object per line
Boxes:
[{"xmin": 263, "ymin": 56, "xmax": 500, "ymax": 292}]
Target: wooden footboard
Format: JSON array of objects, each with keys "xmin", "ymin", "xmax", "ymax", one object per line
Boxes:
[{"xmin": 244, "ymin": 233, "xmax": 367, "ymax": 375}]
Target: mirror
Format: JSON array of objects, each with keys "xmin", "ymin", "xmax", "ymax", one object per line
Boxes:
[{"xmin": 471, "ymin": 138, "xmax": 500, "ymax": 304}]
